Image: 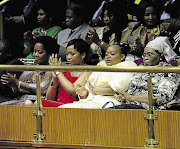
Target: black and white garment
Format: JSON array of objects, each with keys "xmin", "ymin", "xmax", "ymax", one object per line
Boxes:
[{"xmin": 126, "ymin": 62, "xmax": 179, "ymax": 110}]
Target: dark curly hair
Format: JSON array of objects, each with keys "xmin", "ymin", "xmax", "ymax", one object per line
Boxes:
[{"xmin": 34, "ymin": 36, "xmax": 59, "ymax": 55}]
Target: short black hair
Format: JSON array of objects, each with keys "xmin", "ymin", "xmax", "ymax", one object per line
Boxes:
[
  {"xmin": 67, "ymin": 39, "xmax": 90, "ymax": 60},
  {"xmin": 67, "ymin": 3, "xmax": 88, "ymax": 23},
  {"xmin": 34, "ymin": 36, "xmax": 59, "ymax": 55}
]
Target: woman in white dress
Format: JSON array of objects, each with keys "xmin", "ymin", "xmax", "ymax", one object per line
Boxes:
[{"xmin": 59, "ymin": 44, "xmax": 137, "ymax": 109}]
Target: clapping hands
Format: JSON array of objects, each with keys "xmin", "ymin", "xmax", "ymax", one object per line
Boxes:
[
  {"xmin": 85, "ymin": 28, "xmax": 100, "ymax": 45},
  {"xmin": 49, "ymin": 54, "xmax": 61, "ymax": 66},
  {"xmin": 1, "ymin": 73, "xmax": 18, "ymax": 90}
]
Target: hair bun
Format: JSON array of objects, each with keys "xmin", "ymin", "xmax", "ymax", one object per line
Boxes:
[{"xmin": 119, "ymin": 43, "xmax": 131, "ymax": 53}]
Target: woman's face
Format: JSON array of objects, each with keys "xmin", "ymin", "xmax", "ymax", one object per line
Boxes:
[
  {"xmin": 37, "ymin": 9, "xmax": 49, "ymax": 26},
  {"xmin": 66, "ymin": 45, "xmax": 84, "ymax": 65},
  {"xmin": 105, "ymin": 45, "xmax": 122, "ymax": 66},
  {"xmin": 33, "ymin": 43, "xmax": 49, "ymax": 65},
  {"xmin": 144, "ymin": 6, "xmax": 158, "ymax": 28},
  {"xmin": 65, "ymin": 9, "xmax": 81, "ymax": 29},
  {"xmin": 143, "ymin": 48, "xmax": 160, "ymax": 66},
  {"xmin": 103, "ymin": 10, "xmax": 114, "ymax": 27}
]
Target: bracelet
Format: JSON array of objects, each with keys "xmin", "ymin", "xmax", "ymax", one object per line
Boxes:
[
  {"xmin": 55, "ymin": 71, "xmax": 61, "ymax": 76},
  {"xmin": 18, "ymin": 81, "xmax": 23, "ymax": 91}
]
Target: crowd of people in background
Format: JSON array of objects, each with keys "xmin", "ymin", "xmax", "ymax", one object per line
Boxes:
[{"xmin": 0, "ymin": 0, "xmax": 179, "ymax": 110}]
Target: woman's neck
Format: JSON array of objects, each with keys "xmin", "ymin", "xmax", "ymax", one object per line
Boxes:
[{"xmin": 40, "ymin": 23, "xmax": 52, "ymax": 31}]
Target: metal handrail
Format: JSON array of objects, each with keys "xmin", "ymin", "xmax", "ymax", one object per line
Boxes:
[{"xmin": 0, "ymin": 65, "xmax": 179, "ymax": 73}]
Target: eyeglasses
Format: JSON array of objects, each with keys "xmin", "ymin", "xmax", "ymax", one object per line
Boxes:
[{"xmin": 142, "ymin": 52, "xmax": 157, "ymax": 58}]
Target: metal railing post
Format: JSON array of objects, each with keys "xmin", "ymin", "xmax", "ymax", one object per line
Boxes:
[
  {"xmin": 144, "ymin": 74, "xmax": 158, "ymax": 147},
  {"xmin": 33, "ymin": 71, "xmax": 46, "ymax": 143}
]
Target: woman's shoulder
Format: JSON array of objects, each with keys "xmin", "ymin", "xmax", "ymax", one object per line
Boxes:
[
  {"xmin": 50, "ymin": 26, "xmax": 62, "ymax": 31},
  {"xmin": 115, "ymin": 61, "xmax": 137, "ymax": 67},
  {"xmin": 97, "ymin": 60, "xmax": 106, "ymax": 66},
  {"xmin": 127, "ymin": 21, "xmax": 141, "ymax": 29}
]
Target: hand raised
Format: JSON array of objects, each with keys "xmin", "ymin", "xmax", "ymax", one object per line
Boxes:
[
  {"xmin": 49, "ymin": 53, "xmax": 61, "ymax": 66},
  {"xmin": 1, "ymin": 73, "xmax": 18, "ymax": 89}
]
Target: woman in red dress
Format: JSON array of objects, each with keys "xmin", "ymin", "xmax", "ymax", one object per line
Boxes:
[{"xmin": 41, "ymin": 39, "xmax": 91, "ymax": 107}]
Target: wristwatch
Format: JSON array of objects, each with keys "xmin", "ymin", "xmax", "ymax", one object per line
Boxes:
[{"xmin": 55, "ymin": 71, "xmax": 61, "ymax": 75}]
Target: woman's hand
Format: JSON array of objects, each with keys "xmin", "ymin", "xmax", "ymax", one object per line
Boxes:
[
  {"xmin": 85, "ymin": 28, "xmax": 100, "ymax": 45},
  {"xmin": 115, "ymin": 89, "xmax": 132, "ymax": 102},
  {"xmin": 85, "ymin": 77, "xmax": 94, "ymax": 94},
  {"xmin": 32, "ymin": 31, "xmax": 47, "ymax": 39},
  {"xmin": 49, "ymin": 54, "xmax": 61, "ymax": 66},
  {"xmin": 132, "ymin": 37, "xmax": 142, "ymax": 52},
  {"xmin": 159, "ymin": 30, "xmax": 171, "ymax": 37},
  {"xmin": 1, "ymin": 73, "xmax": 19, "ymax": 89},
  {"xmin": 76, "ymin": 84, "xmax": 89, "ymax": 99},
  {"xmin": 49, "ymin": 54, "xmax": 62, "ymax": 79}
]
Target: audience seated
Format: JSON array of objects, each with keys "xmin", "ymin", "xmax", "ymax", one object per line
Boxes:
[
  {"xmin": 0, "ymin": 36, "xmax": 58, "ymax": 105},
  {"xmin": 0, "ymin": 0, "xmax": 179, "ymax": 109},
  {"xmin": 115, "ymin": 36, "xmax": 179, "ymax": 110},
  {"xmin": 58, "ymin": 44, "xmax": 137, "ymax": 109},
  {"xmin": 25, "ymin": 39, "xmax": 91, "ymax": 107},
  {"xmin": 120, "ymin": 1, "xmax": 170, "ymax": 61},
  {"xmin": 57, "ymin": 3, "xmax": 93, "ymax": 62}
]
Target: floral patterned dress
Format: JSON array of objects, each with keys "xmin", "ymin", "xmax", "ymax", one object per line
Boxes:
[{"xmin": 125, "ymin": 62, "xmax": 179, "ymax": 110}]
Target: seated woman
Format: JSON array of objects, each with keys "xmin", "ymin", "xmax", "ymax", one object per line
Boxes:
[
  {"xmin": 24, "ymin": 3, "xmax": 62, "ymax": 59},
  {"xmin": 115, "ymin": 36, "xmax": 179, "ymax": 110},
  {"xmin": 0, "ymin": 36, "xmax": 59, "ymax": 105},
  {"xmin": 89, "ymin": 0, "xmax": 128, "ymax": 61},
  {"xmin": 37, "ymin": 39, "xmax": 91, "ymax": 107},
  {"xmin": 120, "ymin": 1, "xmax": 170, "ymax": 61},
  {"xmin": 58, "ymin": 44, "xmax": 137, "ymax": 109}
]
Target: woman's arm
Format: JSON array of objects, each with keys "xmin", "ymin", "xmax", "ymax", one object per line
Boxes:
[
  {"xmin": 18, "ymin": 71, "xmax": 52, "ymax": 95},
  {"xmin": 115, "ymin": 90, "xmax": 158, "ymax": 104},
  {"xmin": 46, "ymin": 72, "xmax": 59, "ymax": 101},
  {"xmin": 85, "ymin": 28, "xmax": 110, "ymax": 52},
  {"xmin": 57, "ymin": 72, "xmax": 91, "ymax": 96},
  {"xmin": 93, "ymin": 83, "xmax": 114, "ymax": 95}
]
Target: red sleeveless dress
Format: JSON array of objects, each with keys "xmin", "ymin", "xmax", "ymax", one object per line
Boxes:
[{"xmin": 41, "ymin": 72, "xmax": 78, "ymax": 107}]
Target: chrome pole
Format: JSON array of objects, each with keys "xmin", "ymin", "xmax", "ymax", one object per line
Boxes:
[
  {"xmin": 144, "ymin": 75, "xmax": 158, "ymax": 147},
  {"xmin": 33, "ymin": 71, "xmax": 45, "ymax": 143}
]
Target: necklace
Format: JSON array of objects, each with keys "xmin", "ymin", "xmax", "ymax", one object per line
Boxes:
[{"xmin": 40, "ymin": 28, "xmax": 46, "ymax": 33}]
